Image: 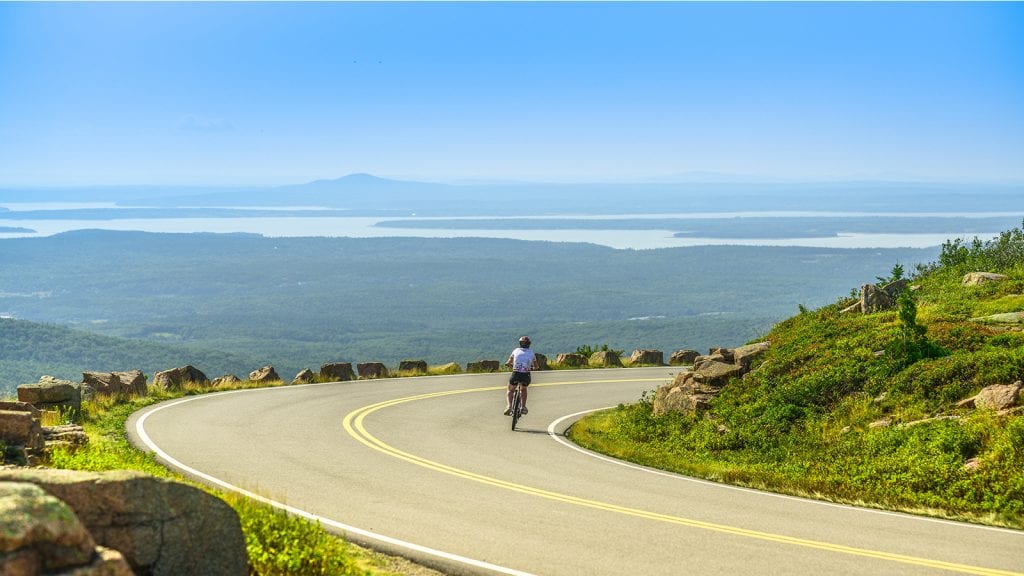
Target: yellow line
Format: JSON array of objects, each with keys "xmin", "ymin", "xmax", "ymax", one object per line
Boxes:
[{"xmin": 342, "ymin": 380, "xmax": 1023, "ymax": 576}]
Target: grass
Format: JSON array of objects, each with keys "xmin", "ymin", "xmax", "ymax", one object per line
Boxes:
[{"xmin": 570, "ymin": 223, "xmax": 1024, "ymax": 529}]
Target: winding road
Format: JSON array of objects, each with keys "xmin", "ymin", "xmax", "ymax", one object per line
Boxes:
[{"xmin": 127, "ymin": 368, "xmax": 1024, "ymax": 576}]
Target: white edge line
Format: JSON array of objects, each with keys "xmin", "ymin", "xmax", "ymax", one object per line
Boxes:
[
  {"xmin": 547, "ymin": 407, "xmax": 1024, "ymax": 536},
  {"xmin": 134, "ymin": 385, "xmax": 536, "ymax": 576}
]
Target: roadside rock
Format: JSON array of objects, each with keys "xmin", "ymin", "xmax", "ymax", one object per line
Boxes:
[
  {"xmin": 555, "ymin": 353, "xmax": 587, "ymax": 367},
  {"xmin": 467, "ymin": 360, "xmax": 500, "ymax": 373},
  {"xmin": 320, "ymin": 362, "xmax": 356, "ymax": 382},
  {"xmin": 153, "ymin": 366, "xmax": 209, "ymax": 391},
  {"xmin": 534, "ymin": 353, "xmax": 549, "ymax": 370},
  {"xmin": 589, "ymin": 351, "xmax": 623, "ymax": 368},
  {"xmin": 211, "ymin": 374, "xmax": 242, "ymax": 387},
  {"xmin": 962, "ymin": 272, "xmax": 1008, "ymax": 286},
  {"xmin": 81, "ymin": 370, "xmax": 147, "ymax": 397},
  {"xmin": 629, "ymin": 349, "xmax": 664, "ymax": 366},
  {"xmin": 42, "ymin": 424, "xmax": 89, "ymax": 454},
  {"xmin": 398, "ymin": 360, "xmax": 428, "ymax": 374},
  {"xmin": 0, "ymin": 401, "xmax": 40, "ymax": 418},
  {"xmin": 0, "ymin": 481, "xmax": 128, "ymax": 575},
  {"xmin": 248, "ymin": 365, "xmax": 280, "ymax": 383},
  {"xmin": 669, "ymin": 349, "xmax": 700, "ymax": 366},
  {"xmin": 17, "ymin": 376, "xmax": 82, "ymax": 416},
  {"xmin": 0, "ymin": 409, "xmax": 45, "ymax": 452},
  {"xmin": 292, "ymin": 369, "xmax": 315, "ymax": 384},
  {"xmin": 356, "ymin": 363, "xmax": 389, "ymax": 379},
  {"xmin": 0, "ymin": 468, "xmax": 247, "ymax": 576},
  {"xmin": 432, "ymin": 362, "xmax": 462, "ymax": 374}
]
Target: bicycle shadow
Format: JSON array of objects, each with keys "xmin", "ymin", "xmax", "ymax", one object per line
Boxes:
[{"xmin": 513, "ymin": 426, "xmax": 562, "ymax": 435}]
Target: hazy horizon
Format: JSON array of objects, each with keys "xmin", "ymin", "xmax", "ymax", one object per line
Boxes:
[{"xmin": 2, "ymin": 2, "xmax": 1022, "ymax": 187}]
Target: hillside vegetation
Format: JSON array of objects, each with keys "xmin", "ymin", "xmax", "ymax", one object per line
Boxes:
[
  {"xmin": 571, "ymin": 224, "xmax": 1024, "ymax": 527},
  {"xmin": 0, "ymin": 318, "xmax": 267, "ymax": 396}
]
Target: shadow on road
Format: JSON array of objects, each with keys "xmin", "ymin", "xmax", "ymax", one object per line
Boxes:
[{"xmin": 513, "ymin": 427, "xmax": 559, "ymax": 435}]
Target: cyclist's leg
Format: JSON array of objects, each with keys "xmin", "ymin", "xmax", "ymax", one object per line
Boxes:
[
  {"xmin": 505, "ymin": 376, "xmax": 517, "ymax": 414},
  {"xmin": 520, "ymin": 373, "xmax": 531, "ymax": 413}
]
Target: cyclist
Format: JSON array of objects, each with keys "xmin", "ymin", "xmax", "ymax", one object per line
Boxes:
[{"xmin": 504, "ymin": 335, "xmax": 538, "ymax": 415}]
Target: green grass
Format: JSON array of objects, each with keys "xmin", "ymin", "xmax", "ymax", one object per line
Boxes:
[{"xmin": 570, "ymin": 223, "xmax": 1024, "ymax": 529}]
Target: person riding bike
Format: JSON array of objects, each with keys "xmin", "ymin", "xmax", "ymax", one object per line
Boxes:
[{"xmin": 504, "ymin": 336, "xmax": 538, "ymax": 415}]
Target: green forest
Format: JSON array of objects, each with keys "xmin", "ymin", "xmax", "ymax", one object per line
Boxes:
[{"xmin": 0, "ymin": 231, "xmax": 938, "ymax": 395}]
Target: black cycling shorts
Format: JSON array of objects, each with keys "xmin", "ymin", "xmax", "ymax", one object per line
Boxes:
[{"xmin": 509, "ymin": 371, "xmax": 532, "ymax": 386}]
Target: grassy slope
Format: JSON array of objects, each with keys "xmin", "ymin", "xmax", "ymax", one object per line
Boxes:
[{"xmin": 571, "ymin": 226, "xmax": 1024, "ymax": 528}]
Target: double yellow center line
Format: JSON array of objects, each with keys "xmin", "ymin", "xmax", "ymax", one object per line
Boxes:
[{"xmin": 342, "ymin": 379, "xmax": 1022, "ymax": 576}]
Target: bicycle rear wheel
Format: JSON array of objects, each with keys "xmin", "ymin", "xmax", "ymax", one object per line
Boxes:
[{"xmin": 510, "ymin": 387, "xmax": 522, "ymax": 431}]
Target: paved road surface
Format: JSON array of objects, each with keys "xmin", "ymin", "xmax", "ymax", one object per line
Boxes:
[{"xmin": 128, "ymin": 368, "xmax": 1024, "ymax": 576}]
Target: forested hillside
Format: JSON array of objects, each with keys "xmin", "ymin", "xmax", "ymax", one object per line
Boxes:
[
  {"xmin": 0, "ymin": 231, "xmax": 938, "ymax": 395},
  {"xmin": 0, "ymin": 318, "xmax": 265, "ymax": 396}
]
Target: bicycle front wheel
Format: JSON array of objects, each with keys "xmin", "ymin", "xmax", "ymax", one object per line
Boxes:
[{"xmin": 510, "ymin": 388, "xmax": 522, "ymax": 431}]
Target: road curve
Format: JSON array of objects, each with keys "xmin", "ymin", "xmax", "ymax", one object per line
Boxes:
[{"xmin": 127, "ymin": 368, "xmax": 1024, "ymax": 576}]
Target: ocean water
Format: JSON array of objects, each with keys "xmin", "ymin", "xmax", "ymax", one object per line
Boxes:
[{"xmin": 0, "ymin": 203, "xmax": 1011, "ymax": 249}]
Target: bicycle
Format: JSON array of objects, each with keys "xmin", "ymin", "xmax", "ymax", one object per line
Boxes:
[{"xmin": 509, "ymin": 381, "xmax": 525, "ymax": 431}]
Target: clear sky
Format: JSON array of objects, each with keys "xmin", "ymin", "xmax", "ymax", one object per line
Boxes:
[{"xmin": 1, "ymin": 2, "xmax": 1022, "ymax": 186}]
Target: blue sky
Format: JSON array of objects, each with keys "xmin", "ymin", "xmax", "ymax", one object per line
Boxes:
[{"xmin": 1, "ymin": 2, "xmax": 1022, "ymax": 186}]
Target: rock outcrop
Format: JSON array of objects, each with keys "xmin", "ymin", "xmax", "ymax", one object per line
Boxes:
[
  {"xmin": 653, "ymin": 342, "xmax": 770, "ymax": 416},
  {"xmin": 248, "ymin": 365, "xmax": 280, "ymax": 383},
  {"xmin": 958, "ymin": 381, "xmax": 1023, "ymax": 411},
  {"xmin": 153, "ymin": 366, "xmax": 209, "ymax": 391},
  {"xmin": 0, "ymin": 468, "xmax": 247, "ymax": 576},
  {"xmin": 669, "ymin": 349, "xmax": 700, "ymax": 366},
  {"xmin": 841, "ymin": 280, "xmax": 909, "ymax": 314},
  {"xmin": 81, "ymin": 370, "xmax": 147, "ymax": 397},
  {"xmin": 291, "ymin": 369, "xmax": 315, "ymax": 384},
  {"xmin": 970, "ymin": 312, "xmax": 1024, "ymax": 325},
  {"xmin": 356, "ymin": 363, "xmax": 389, "ymax": 379},
  {"xmin": 962, "ymin": 272, "xmax": 1008, "ymax": 286},
  {"xmin": 629, "ymin": 349, "xmax": 664, "ymax": 366},
  {"xmin": 467, "ymin": 360, "xmax": 500, "ymax": 373},
  {"xmin": 0, "ymin": 481, "xmax": 134, "ymax": 576},
  {"xmin": 534, "ymin": 353, "xmax": 549, "ymax": 370},
  {"xmin": 17, "ymin": 376, "xmax": 82, "ymax": 416}
]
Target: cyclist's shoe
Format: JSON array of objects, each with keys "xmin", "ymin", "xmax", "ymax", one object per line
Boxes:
[
  {"xmin": 521, "ymin": 407, "xmax": 528, "ymax": 415},
  {"xmin": 503, "ymin": 407, "xmax": 511, "ymax": 416}
]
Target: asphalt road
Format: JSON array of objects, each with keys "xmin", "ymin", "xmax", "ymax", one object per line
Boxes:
[{"xmin": 128, "ymin": 368, "xmax": 1024, "ymax": 576}]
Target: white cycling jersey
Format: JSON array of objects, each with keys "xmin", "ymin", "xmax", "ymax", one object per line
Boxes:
[{"xmin": 509, "ymin": 347, "xmax": 536, "ymax": 373}]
